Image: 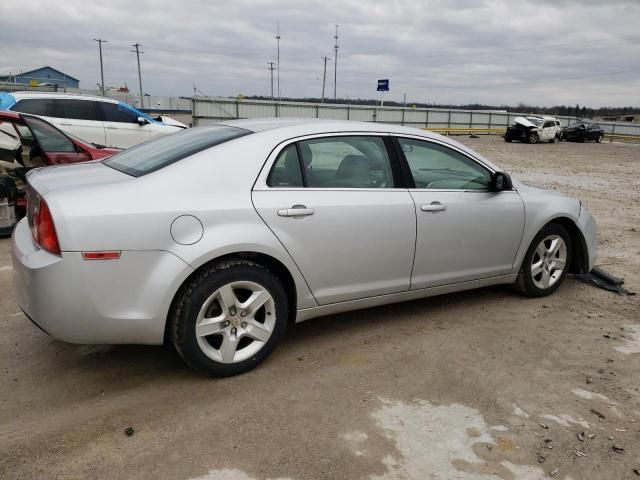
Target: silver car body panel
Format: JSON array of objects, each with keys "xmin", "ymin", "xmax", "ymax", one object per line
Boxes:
[{"xmin": 12, "ymin": 119, "xmax": 597, "ymax": 344}]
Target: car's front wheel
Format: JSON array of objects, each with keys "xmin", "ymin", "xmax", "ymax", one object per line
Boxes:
[
  {"xmin": 596, "ymin": 134, "xmax": 604, "ymax": 143},
  {"xmin": 170, "ymin": 259, "xmax": 288, "ymax": 376},
  {"xmin": 514, "ymin": 223, "xmax": 572, "ymax": 297},
  {"xmin": 528, "ymin": 132, "xmax": 539, "ymax": 144}
]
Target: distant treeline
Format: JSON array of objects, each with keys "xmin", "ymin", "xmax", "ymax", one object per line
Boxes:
[{"xmin": 246, "ymin": 96, "xmax": 639, "ymax": 118}]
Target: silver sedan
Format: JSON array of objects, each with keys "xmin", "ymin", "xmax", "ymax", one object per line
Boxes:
[{"xmin": 11, "ymin": 119, "xmax": 597, "ymax": 376}]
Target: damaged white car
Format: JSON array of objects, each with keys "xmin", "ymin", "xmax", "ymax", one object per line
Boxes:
[{"xmin": 505, "ymin": 116, "xmax": 561, "ymax": 144}]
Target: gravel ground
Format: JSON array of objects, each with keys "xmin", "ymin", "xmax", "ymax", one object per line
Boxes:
[{"xmin": 0, "ymin": 136, "xmax": 639, "ymax": 480}]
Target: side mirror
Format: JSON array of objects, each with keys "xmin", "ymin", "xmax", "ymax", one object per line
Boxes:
[
  {"xmin": 137, "ymin": 116, "xmax": 148, "ymax": 126},
  {"xmin": 492, "ymin": 172, "xmax": 513, "ymax": 192}
]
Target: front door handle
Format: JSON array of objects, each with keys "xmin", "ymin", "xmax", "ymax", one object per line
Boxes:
[
  {"xmin": 277, "ymin": 205, "xmax": 315, "ymax": 217},
  {"xmin": 421, "ymin": 202, "xmax": 447, "ymax": 212}
]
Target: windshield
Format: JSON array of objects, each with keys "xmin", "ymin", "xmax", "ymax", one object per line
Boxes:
[
  {"xmin": 104, "ymin": 125, "xmax": 252, "ymax": 177},
  {"xmin": 525, "ymin": 117, "xmax": 543, "ymax": 127}
]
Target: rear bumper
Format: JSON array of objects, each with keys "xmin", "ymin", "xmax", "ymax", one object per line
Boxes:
[{"xmin": 11, "ymin": 218, "xmax": 193, "ymax": 345}]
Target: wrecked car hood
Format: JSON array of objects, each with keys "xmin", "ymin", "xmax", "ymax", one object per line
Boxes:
[{"xmin": 514, "ymin": 117, "xmax": 539, "ymax": 128}]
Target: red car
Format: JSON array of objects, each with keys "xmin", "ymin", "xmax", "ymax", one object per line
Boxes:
[{"xmin": 0, "ymin": 111, "xmax": 120, "ymax": 234}]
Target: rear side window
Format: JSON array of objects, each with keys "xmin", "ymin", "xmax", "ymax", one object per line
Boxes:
[
  {"xmin": 543, "ymin": 121, "xmax": 555, "ymax": 128},
  {"xmin": 104, "ymin": 125, "xmax": 251, "ymax": 176},
  {"xmin": 53, "ymin": 99, "xmax": 100, "ymax": 121},
  {"xmin": 11, "ymin": 98, "xmax": 53, "ymax": 116},
  {"xmin": 99, "ymin": 102, "xmax": 139, "ymax": 123},
  {"xmin": 267, "ymin": 144, "xmax": 303, "ymax": 187}
]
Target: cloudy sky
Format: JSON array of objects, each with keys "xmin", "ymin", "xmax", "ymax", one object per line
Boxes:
[{"xmin": 2, "ymin": 0, "xmax": 639, "ymax": 107}]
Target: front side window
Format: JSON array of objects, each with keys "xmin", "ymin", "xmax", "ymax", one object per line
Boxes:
[
  {"xmin": 23, "ymin": 116, "xmax": 75, "ymax": 152},
  {"xmin": 53, "ymin": 99, "xmax": 99, "ymax": 121},
  {"xmin": 104, "ymin": 125, "xmax": 251, "ymax": 176},
  {"xmin": 398, "ymin": 138, "xmax": 492, "ymax": 190},
  {"xmin": 297, "ymin": 136, "xmax": 393, "ymax": 188},
  {"xmin": 99, "ymin": 102, "xmax": 139, "ymax": 123},
  {"xmin": 543, "ymin": 121, "xmax": 555, "ymax": 128},
  {"xmin": 11, "ymin": 98, "xmax": 53, "ymax": 116}
]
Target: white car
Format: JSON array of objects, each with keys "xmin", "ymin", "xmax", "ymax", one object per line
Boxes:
[
  {"xmin": 0, "ymin": 92, "xmax": 185, "ymax": 149},
  {"xmin": 505, "ymin": 116, "xmax": 562, "ymax": 144},
  {"xmin": 11, "ymin": 119, "xmax": 597, "ymax": 376}
]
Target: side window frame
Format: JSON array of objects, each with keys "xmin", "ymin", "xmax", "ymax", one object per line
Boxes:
[
  {"xmin": 257, "ymin": 133, "xmax": 408, "ymax": 190},
  {"xmin": 391, "ymin": 135, "xmax": 496, "ymax": 192}
]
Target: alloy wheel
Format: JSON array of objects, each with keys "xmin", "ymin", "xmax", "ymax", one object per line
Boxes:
[
  {"xmin": 195, "ymin": 281, "xmax": 276, "ymax": 364},
  {"xmin": 530, "ymin": 235, "xmax": 567, "ymax": 290}
]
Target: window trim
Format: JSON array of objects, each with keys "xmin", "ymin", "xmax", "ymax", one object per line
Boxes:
[
  {"xmin": 11, "ymin": 98, "xmax": 53, "ymax": 117},
  {"xmin": 391, "ymin": 135, "xmax": 501, "ymax": 193},
  {"xmin": 254, "ymin": 132, "xmax": 408, "ymax": 191}
]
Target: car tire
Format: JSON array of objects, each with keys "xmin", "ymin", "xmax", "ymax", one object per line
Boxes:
[
  {"xmin": 528, "ymin": 132, "xmax": 539, "ymax": 144},
  {"xmin": 596, "ymin": 134, "xmax": 603, "ymax": 143},
  {"xmin": 551, "ymin": 135, "xmax": 559, "ymax": 143},
  {"xmin": 514, "ymin": 223, "xmax": 572, "ymax": 298},
  {"xmin": 504, "ymin": 136, "xmax": 512, "ymax": 142},
  {"xmin": 170, "ymin": 259, "xmax": 289, "ymax": 377}
]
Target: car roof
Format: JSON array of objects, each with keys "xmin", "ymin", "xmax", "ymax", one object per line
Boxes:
[
  {"xmin": 214, "ymin": 118, "xmax": 501, "ymax": 171},
  {"xmin": 0, "ymin": 110, "xmax": 22, "ymax": 121},
  {"xmin": 8, "ymin": 91, "xmax": 119, "ymax": 104}
]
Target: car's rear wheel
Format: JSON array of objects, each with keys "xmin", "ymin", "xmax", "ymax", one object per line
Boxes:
[
  {"xmin": 528, "ymin": 132, "xmax": 539, "ymax": 144},
  {"xmin": 170, "ymin": 259, "xmax": 288, "ymax": 377},
  {"xmin": 514, "ymin": 223, "xmax": 572, "ymax": 297}
]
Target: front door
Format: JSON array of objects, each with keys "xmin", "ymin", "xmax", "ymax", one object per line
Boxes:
[
  {"xmin": 252, "ymin": 135, "xmax": 416, "ymax": 305},
  {"xmin": 395, "ymin": 136, "xmax": 525, "ymax": 289},
  {"xmin": 98, "ymin": 102, "xmax": 151, "ymax": 148}
]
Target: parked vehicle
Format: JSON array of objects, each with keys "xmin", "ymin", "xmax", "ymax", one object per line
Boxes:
[
  {"xmin": 0, "ymin": 92, "xmax": 185, "ymax": 149},
  {"xmin": 0, "ymin": 110, "xmax": 119, "ymax": 235},
  {"xmin": 505, "ymin": 116, "xmax": 561, "ymax": 144},
  {"xmin": 560, "ymin": 120, "xmax": 605, "ymax": 143},
  {"xmin": 12, "ymin": 119, "xmax": 597, "ymax": 376}
]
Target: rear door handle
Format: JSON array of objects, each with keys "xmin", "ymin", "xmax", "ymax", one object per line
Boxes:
[
  {"xmin": 421, "ymin": 202, "xmax": 447, "ymax": 212},
  {"xmin": 59, "ymin": 123, "xmax": 72, "ymax": 126},
  {"xmin": 277, "ymin": 205, "xmax": 315, "ymax": 217}
]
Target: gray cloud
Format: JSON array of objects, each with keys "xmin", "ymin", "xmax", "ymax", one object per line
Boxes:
[{"xmin": 1, "ymin": 0, "xmax": 639, "ymax": 107}]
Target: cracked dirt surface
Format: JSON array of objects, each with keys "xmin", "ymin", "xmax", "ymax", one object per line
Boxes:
[{"xmin": 0, "ymin": 136, "xmax": 638, "ymax": 479}]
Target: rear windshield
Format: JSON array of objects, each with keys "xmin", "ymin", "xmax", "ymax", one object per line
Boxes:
[{"xmin": 104, "ymin": 125, "xmax": 251, "ymax": 176}]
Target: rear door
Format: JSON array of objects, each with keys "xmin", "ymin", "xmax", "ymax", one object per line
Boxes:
[
  {"xmin": 252, "ymin": 134, "xmax": 416, "ymax": 305},
  {"xmin": 99, "ymin": 101, "xmax": 151, "ymax": 148},
  {"xmin": 396, "ymin": 136, "xmax": 525, "ymax": 289},
  {"xmin": 51, "ymin": 99, "xmax": 106, "ymax": 146}
]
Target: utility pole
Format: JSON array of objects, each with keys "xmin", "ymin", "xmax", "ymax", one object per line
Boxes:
[
  {"xmin": 333, "ymin": 25, "xmax": 339, "ymax": 102},
  {"xmin": 268, "ymin": 62, "xmax": 275, "ymax": 100},
  {"xmin": 132, "ymin": 43, "xmax": 144, "ymax": 110},
  {"xmin": 321, "ymin": 56, "xmax": 331, "ymax": 103},
  {"xmin": 93, "ymin": 38, "xmax": 107, "ymax": 96},
  {"xmin": 275, "ymin": 21, "xmax": 281, "ymax": 100}
]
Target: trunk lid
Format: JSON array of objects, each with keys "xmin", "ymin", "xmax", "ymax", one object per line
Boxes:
[{"xmin": 26, "ymin": 160, "xmax": 131, "ymax": 196}]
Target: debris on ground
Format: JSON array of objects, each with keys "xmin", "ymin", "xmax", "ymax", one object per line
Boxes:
[
  {"xmin": 576, "ymin": 267, "xmax": 635, "ymax": 295},
  {"xmin": 539, "ymin": 423, "xmax": 549, "ymax": 429},
  {"xmin": 612, "ymin": 444, "xmax": 625, "ymax": 454},
  {"xmin": 577, "ymin": 431, "xmax": 585, "ymax": 442},
  {"xmin": 575, "ymin": 450, "xmax": 588, "ymax": 457},
  {"xmin": 586, "ymin": 376, "xmax": 593, "ymax": 384},
  {"xmin": 590, "ymin": 408, "xmax": 606, "ymax": 419},
  {"xmin": 124, "ymin": 427, "xmax": 135, "ymax": 437},
  {"xmin": 550, "ymin": 467, "xmax": 560, "ymax": 476}
]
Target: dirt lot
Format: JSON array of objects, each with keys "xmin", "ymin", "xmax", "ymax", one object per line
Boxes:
[{"xmin": 1, "ymin": 136, "xmax": 639, "ymax": 480}]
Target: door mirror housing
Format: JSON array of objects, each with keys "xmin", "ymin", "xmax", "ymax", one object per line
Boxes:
[
  {"xmin": 137, "ymin": 116, "xmax": 148, "ymax": 126},
  {"xmin": 492, "ymin": 172, "xmax": 513, "ymax": 192}
]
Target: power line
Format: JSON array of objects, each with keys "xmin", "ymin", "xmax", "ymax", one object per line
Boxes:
[
  {"xmin": 131, "ymin": 43, "xmax": 144, "ymax": 110},
  {"xmin": 93, "ymin": 38, "xmax": 107, "ymax": 96}
]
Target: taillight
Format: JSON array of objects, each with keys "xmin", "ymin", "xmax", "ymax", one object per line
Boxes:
[{"xmin": 32, "ymin": 199, "xmax": 61, "ymax": 255}]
